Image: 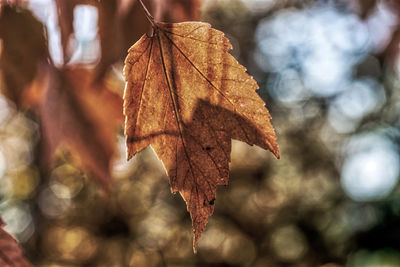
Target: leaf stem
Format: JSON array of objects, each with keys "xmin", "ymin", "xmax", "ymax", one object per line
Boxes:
[{"xmin": 137, "ymin": 0, "xmax": 157, "ymax": 27}]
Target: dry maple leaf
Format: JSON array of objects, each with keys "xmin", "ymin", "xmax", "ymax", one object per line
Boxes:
[
  {"xmin": 0, "ymin": 218, "xmax": 33, "ymax": 267},
  {"xmin": 123, "ymin": 17, "xmax": 279, "ymax": 250}
]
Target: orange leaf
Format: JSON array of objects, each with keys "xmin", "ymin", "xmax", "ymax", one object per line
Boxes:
[
  {"xmin": 0, "ymin": 218, "xmax": 33, "ymax": 267},
  {"xmin": 38, "ymin": 66, "xmax": 123, "ymax": 191},
  {"xmin": 123, "ymin": 21, "xmax": 279, "ymax": 251}
]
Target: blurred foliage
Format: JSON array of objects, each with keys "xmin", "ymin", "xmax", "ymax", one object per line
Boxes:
[{"xmin": 1, "ymin": 0, "xmax": 400, "ymax": 266}]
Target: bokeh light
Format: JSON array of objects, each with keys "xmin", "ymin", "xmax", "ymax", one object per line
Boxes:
[
  {"xmin": 29, "ymin": 0, "xmax": 63, "ymax": 65},
  {"xmin": 2, "ymin": 0, "xmax": 400, "ymax": 266},
  {"xmin": 328, "ymin": 78, "xmax": 385, "ymax": 133},
  {"xmin": 270, "ymin": 225, "xmax": 308, "ymax": 262},
  {"xmin": 2, "ymin": 204, "xmax": 34, "ymax": 242},
  {"xmin": 69, "ymin": 5, "xmax": 100, "ymax": 64},
  {"xmin": 341, "ymin": 132, "xmax": 400, "ymax": 201},
  {"xmin": 255, "ymin": 4, "xmax": 372, "ymax": 98}
]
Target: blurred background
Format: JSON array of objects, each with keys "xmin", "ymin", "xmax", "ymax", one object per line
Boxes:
[{"xmin": 1, "ymin": 0, "xmax": 400, "ymax": 266}]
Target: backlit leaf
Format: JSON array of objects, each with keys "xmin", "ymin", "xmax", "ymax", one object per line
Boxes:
[{"xmin": 123, "ymin": 21, "xmax": 279, "ymax": 250}]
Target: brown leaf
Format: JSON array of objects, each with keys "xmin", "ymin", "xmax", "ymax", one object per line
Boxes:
[
  {"xmin": 0, "ymin": 4, "xmax": 48, "ymax": 104},
  {"xmin": 95, "ymin": 0, "xmax": 122, "ymax": 80},
  {"xmin": 94, "ymin": 0, "xmax": 152, "ymax": 81},
  {"xmin": 123, "ymin": 21, "xmax": 279, "ymax": 250},
  {"xmin": 152, "ymin": 0, "xmax": 202, "ymax": 22},
  {"xmin": 37, "ymin": 65, "xmax": 123, "ymax": 190},
  {"xmin": 0, "ymin": 217, "xmax": 33, "ymax": 267}
]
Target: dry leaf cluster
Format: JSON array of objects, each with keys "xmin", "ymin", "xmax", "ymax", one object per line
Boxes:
[
  {"xmin": 0, "ymin": 0, "xmax": 280, "ymax": 263},
  {"xmin": 1, "ymin": 0, "xmax": 400, "ymax": 265}
]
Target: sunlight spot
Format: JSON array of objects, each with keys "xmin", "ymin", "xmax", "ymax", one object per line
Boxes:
[
  {"xmin": 69, "ymin": 5, "xmax": 100, "ymax": 64},
  {"xmin": 365, "ymin": 1, "xmax": 398, "ymax": 52},
  {"xmin": 255, "ymin": 3, "xmax": 370, "ymax": 98},
  {"xmin": 2, "ymin": 204, "xmax": 34, "ymax": 242},
  {"xmin": 39, "ymin": 187, "xmax": 71, "ymax": 218},
  {"xmin": 29, "ymin": 0, "xmax": 63, "ymax": 65},
  {"xmin": 328, "ymin": 78, "xmax": 385, "ymax": 133},
  {"xmin": 341, "ymin": 133, "xmax": 400, "ymax": 201}
]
